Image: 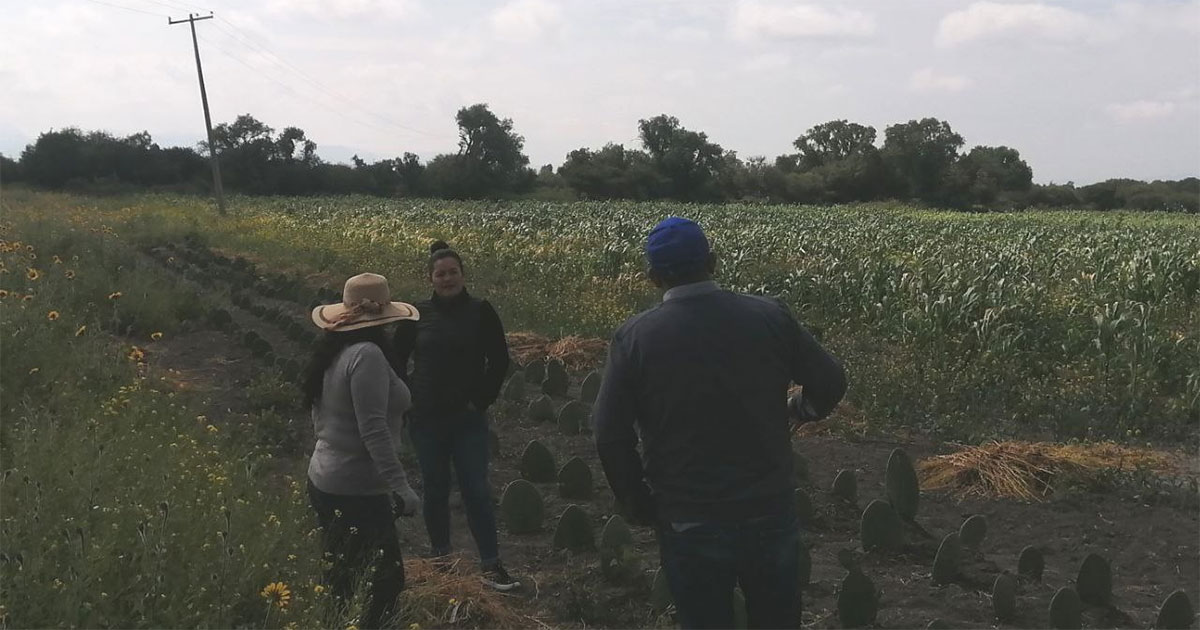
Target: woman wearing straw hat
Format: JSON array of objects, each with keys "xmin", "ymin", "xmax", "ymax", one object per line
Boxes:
[
  {"xmin": 392, "ymin": 240, "xmax": 519, "ymax": 591},
  {"xmin": 304, "ymin": 272, "xmax": 422, "ymax": 629}
]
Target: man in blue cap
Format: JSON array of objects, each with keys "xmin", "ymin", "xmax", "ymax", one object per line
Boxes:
[{"xmin": 593, "ymin": 216, "xmax": 847, "ymax": 629}]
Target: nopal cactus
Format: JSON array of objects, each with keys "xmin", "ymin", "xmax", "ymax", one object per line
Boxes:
[
  {"xmin": 542, "ymin": 359, "xmax": 569, "ymax": 397},
  {"xmin": 860, "ymin": 499, "xmax": 904, "ymax": 552},
  {"xmin": 500, "ymin": 479, "xmax": 543, "ymax": 534},
  {"xmin": 832, "ymin": 469, "xmax": 858, "ymax": 503},
  {"xmin": 1155, "ymin": 590, "xmax": 1195, "ymax": 630},
  {"xmin": 526, "ymin": 394, "xmax": 555, "ymax": 424},
  {"xmin": 837, "ymin": 549, "xmax": 878, "ymax": 628},
  {"xmin": 650, "ymin": 567, "xmax": 673, "ymax": 615},
  {"xmin": 503, "ymin": 372, "xmax": 525, "ymax": 401},
  {"xmin": 519, "ymin": 440, "xmax": 556, "ymax": 482},
  {"xmin": 580, "ymin": 370, "xmax": 602, "ymax": 404},
  {"xmin": 557, "ymin": 456, "xmax": 593, "ymax": 500},
  {"xmin": 959, "ymin": 514, "xmax": 987, "ymax": 549},
  {"xmin": 1017, "ymin": 546, "xmax": 1044, "ymax": 582},
  {"xmin": 932, "ymin": 532, "xmax": 960, "ymax": 585},
  {"xmin": 992, "ymin": 572, "xmax": 1017, "ymax": 622},
  {"xmin": 557, "ymin": 400, "xmax": 588, "ymax": 435},
  {"xmin": 1076, "ymin": 553, "xmax": 1112, "ymax": 606},
  {"xmin": 523, "ymin": 360, "xmax": 545, "ymax": 384},
  {"xmin": 1049, "ymin": 587, "xmax": 1083, "ymax": 630},
  {"xmin": 599, "ymin": 515, "xmax": 637, "ymax": 581},
  {"xmin": 885, "ymin": 448, "xmax": 919, "ymax": 521},
  {"xmin": 552, "ymin": 504, "xmax": 594, "ymax": 551}
]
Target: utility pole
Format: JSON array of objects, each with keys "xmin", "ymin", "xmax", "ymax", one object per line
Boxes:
[{"xmin": 170, "ymin": 12, "xmax": 226, "ymax": 215}]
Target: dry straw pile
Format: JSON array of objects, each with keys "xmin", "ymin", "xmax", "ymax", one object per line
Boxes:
[
  {"xmin": 507, "ymin": 332, "xmax": 608, "ymax": 371},
  {"xmin": 398, "ymin": 556, "xmax": 534, "ymax": 629},
  {"xmin": 918, "ymin": 441, "xmax": 1180, "ymax": 501}
]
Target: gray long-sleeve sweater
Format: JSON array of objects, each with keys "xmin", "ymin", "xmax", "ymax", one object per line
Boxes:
[{"xmin": 307, "ymin": 341, "xmax": 414, "ymax": 496}]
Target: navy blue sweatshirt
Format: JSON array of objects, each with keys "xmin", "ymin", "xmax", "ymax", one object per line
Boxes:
[
  {"xmin": 592, "ymin": 281, "xmax": 847, "ymax": 523},
  {"xmin": 393, "ymin": 290, "xmax": 511, "ymax": 418}
]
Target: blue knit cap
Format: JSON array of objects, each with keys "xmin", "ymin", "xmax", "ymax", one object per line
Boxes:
[{"xmin": 645, "ymin": 216, "xmax": 710, "ymax": 274}]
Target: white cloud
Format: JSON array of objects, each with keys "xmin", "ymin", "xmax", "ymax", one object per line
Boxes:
[
  {"xmin": 936, "ymin": 2, "xmax": 1094, "ymax": 47},
  {"xmin": 666, "ymin": 26, "xmax": 710, "ymax": 43},
  {"xmin": 732, "ymin": 1, "xmax": 876, "ymax": 41},
  {"xmin": 1105, "ymin": 100, "xmax": 1178, "ymax": 122},
  {"xmin": 266, "ymin": 0, "xmax": 419, "ymax": 20},
  {"xmin": 742, "ymin": 52, "xmax": 791, "ymax": 73},
  {"xmin": 909, "ymin": 68, "xmax": 972, "ymax": 93},
  {"xmin": 490, "ymin": 0, "xmax": 564, "ymax": 42}
]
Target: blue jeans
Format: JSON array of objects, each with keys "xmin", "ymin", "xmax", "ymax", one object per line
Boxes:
[
  {"xmin": 656, "ymin": 508, "xmax": 801, "ymax": 629},
  {"xmin": 407, "ymin": 408, "xmax": 500, "ymax": 565}
]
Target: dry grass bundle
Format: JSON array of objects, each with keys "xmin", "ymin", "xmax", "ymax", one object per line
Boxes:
[
  {"xmin": 506, "ymin": 332, "xmax": 608, "ymax": 371},
  {"xmin": 507, "ymin": 332, "xmax": 552, "ymax": 366},
  {"xmin": 544, "ymin": 335, "xmax": 608, "ymax": 370},
  {"xmin": 918, "ymin": 441, "xmax": 1179, "ymax": 501},
  {"xmin": 398, "ymin": 556, "xmax": 536, "ymax": 629}
]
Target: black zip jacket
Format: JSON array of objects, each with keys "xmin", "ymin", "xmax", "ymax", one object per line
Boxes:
[
  {"xmin": 593, "ymin": 281, "xmax": 847, "ymax": 524},
  {"xmin": 393, "ymin": 289, "xmax": 511, "ymax": 417}
]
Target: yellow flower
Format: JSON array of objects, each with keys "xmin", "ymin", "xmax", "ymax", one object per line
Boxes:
[
  {"xmin": 47, "ymin": 310, "xmax": 60, "ymax": 321},
  {"xmin": 108, "ymin": 292, "xmax": 123, "ymax": 300},
  {"xmin": 150, "ymin": 332, "xmax": 163, "ymax": 341},
  {"xmin": 22, "ymin": 294, "xmax": 33, "ymax": 303},
  {"xmin": 76, "ymin": 325, "xmax": 87, "ymax": 337},
  {"xmin": 0, "ymin": 290, "xmax": 8, "ymax": 299},
  {"xmin": 206, "ymin": 424, "xmax": 219, "ymax": 434},
  {"xmin": 260, "ymin": 582, "xmax": 291, "ymax": 610},
  {"xmin": 65, "ymin": 270, "xmax": 76, "ymax": 280},
  {"xmin": 312, "ymin": 584, "xmax": 325, "ymax": 595},
  {"xmin": 127, "ymin": 346, "xmax": 145, "ymax": 362},
  {"xmin": 26, "ymin": 268, "xmax": 40, "ymax": 281}
]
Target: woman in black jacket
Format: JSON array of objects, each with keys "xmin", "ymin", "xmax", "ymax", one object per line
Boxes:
[{"xmin": 393, "ymin": 240, "xmax": 518, "ymax": 591}]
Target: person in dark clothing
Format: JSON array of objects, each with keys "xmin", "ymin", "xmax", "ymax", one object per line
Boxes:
[
  {"xmin": 392, "ymin": 240, "xmax": 519, "ymax": 591},
  {"xmin": 593, "ymin": 217, "xmax": 847, "ymax": 630}
]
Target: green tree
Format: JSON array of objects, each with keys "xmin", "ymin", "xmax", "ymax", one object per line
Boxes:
[
  {"xmin": 944, "ymin": 145, "xmax": 1033, "ymax": 207},
  {"xmin": 452, "ymin": 103, "xmax": 532, "ymax": 198},
  {"xmin": 793, "ymin": 120, "xmax": 877, "ymax": 170},
  {"xmin": 881, "ymin": 117, "xmax": 964, "ymax": 201},
  {"xmin": 558, "ymin": 143, "xmax": 661, "ymax": 200},
  {"xmin": 637, "ymin": 114, "xmax": 727, "ymax": 201}
]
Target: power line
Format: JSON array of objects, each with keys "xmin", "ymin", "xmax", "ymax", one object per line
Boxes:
[
  {"xmin": 195, "ymin": 32, "xmax": 417, "ymax": 139},
  {"xmin": 209, "ymin": 16, "xmax": 438, "ymax": 138},
  {"xmin": 82, "ymin": 0, "xmax": 168, "ymax": 18}
]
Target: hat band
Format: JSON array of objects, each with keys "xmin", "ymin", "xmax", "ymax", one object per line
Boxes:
[{"xmin": 331, "ymin": 298, "xmax": 384, "ymax": 328}]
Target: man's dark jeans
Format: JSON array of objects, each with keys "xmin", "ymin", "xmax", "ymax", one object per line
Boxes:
[
  {"xmin": 307, "ymin": 480, "xmax": 404, "ymax": 629},
  {"xmin": 407, "ymin": 408, "xmax": 500, "ymax": 565},
  {"xmin": 656, "ymin": 508, "xmax": 801, "ymax": 629}
]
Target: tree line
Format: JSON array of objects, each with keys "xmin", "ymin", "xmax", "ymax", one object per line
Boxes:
[{"xmin": 2, "ymin": 103, "xmax": 1196, "ymax": 212}]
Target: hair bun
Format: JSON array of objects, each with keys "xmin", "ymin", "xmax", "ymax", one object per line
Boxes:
[{"xmin": 430, "ymin": 240, "xmax": 450, "ymax": 254}]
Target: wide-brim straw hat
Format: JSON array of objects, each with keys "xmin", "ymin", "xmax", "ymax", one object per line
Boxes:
[{"xmin": 311, "ymin": 273, "xmax": 419, "ymax": 331}]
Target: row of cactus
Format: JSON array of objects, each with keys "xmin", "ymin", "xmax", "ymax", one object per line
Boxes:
[
  {"xmin": 524, "ymin": 394, "xmax": 594, "ymax": 435},
  {"xmin": 509, "ymin": 360, "xmax": 603, "ymax": 403}
]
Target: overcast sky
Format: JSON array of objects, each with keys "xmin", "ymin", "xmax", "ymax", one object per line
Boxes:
[{"xmin": 1, "ymin": 0, "xmax": 1197, "ymax": 184}]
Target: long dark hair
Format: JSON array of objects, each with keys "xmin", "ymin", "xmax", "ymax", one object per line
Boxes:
[
  {"xmin": 428, "ymin": 240, "xmax": 464, "ymax": 274},
  {"xmin": 302, "ymin": 326, "xmax": 396, "ymax": 408}
]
